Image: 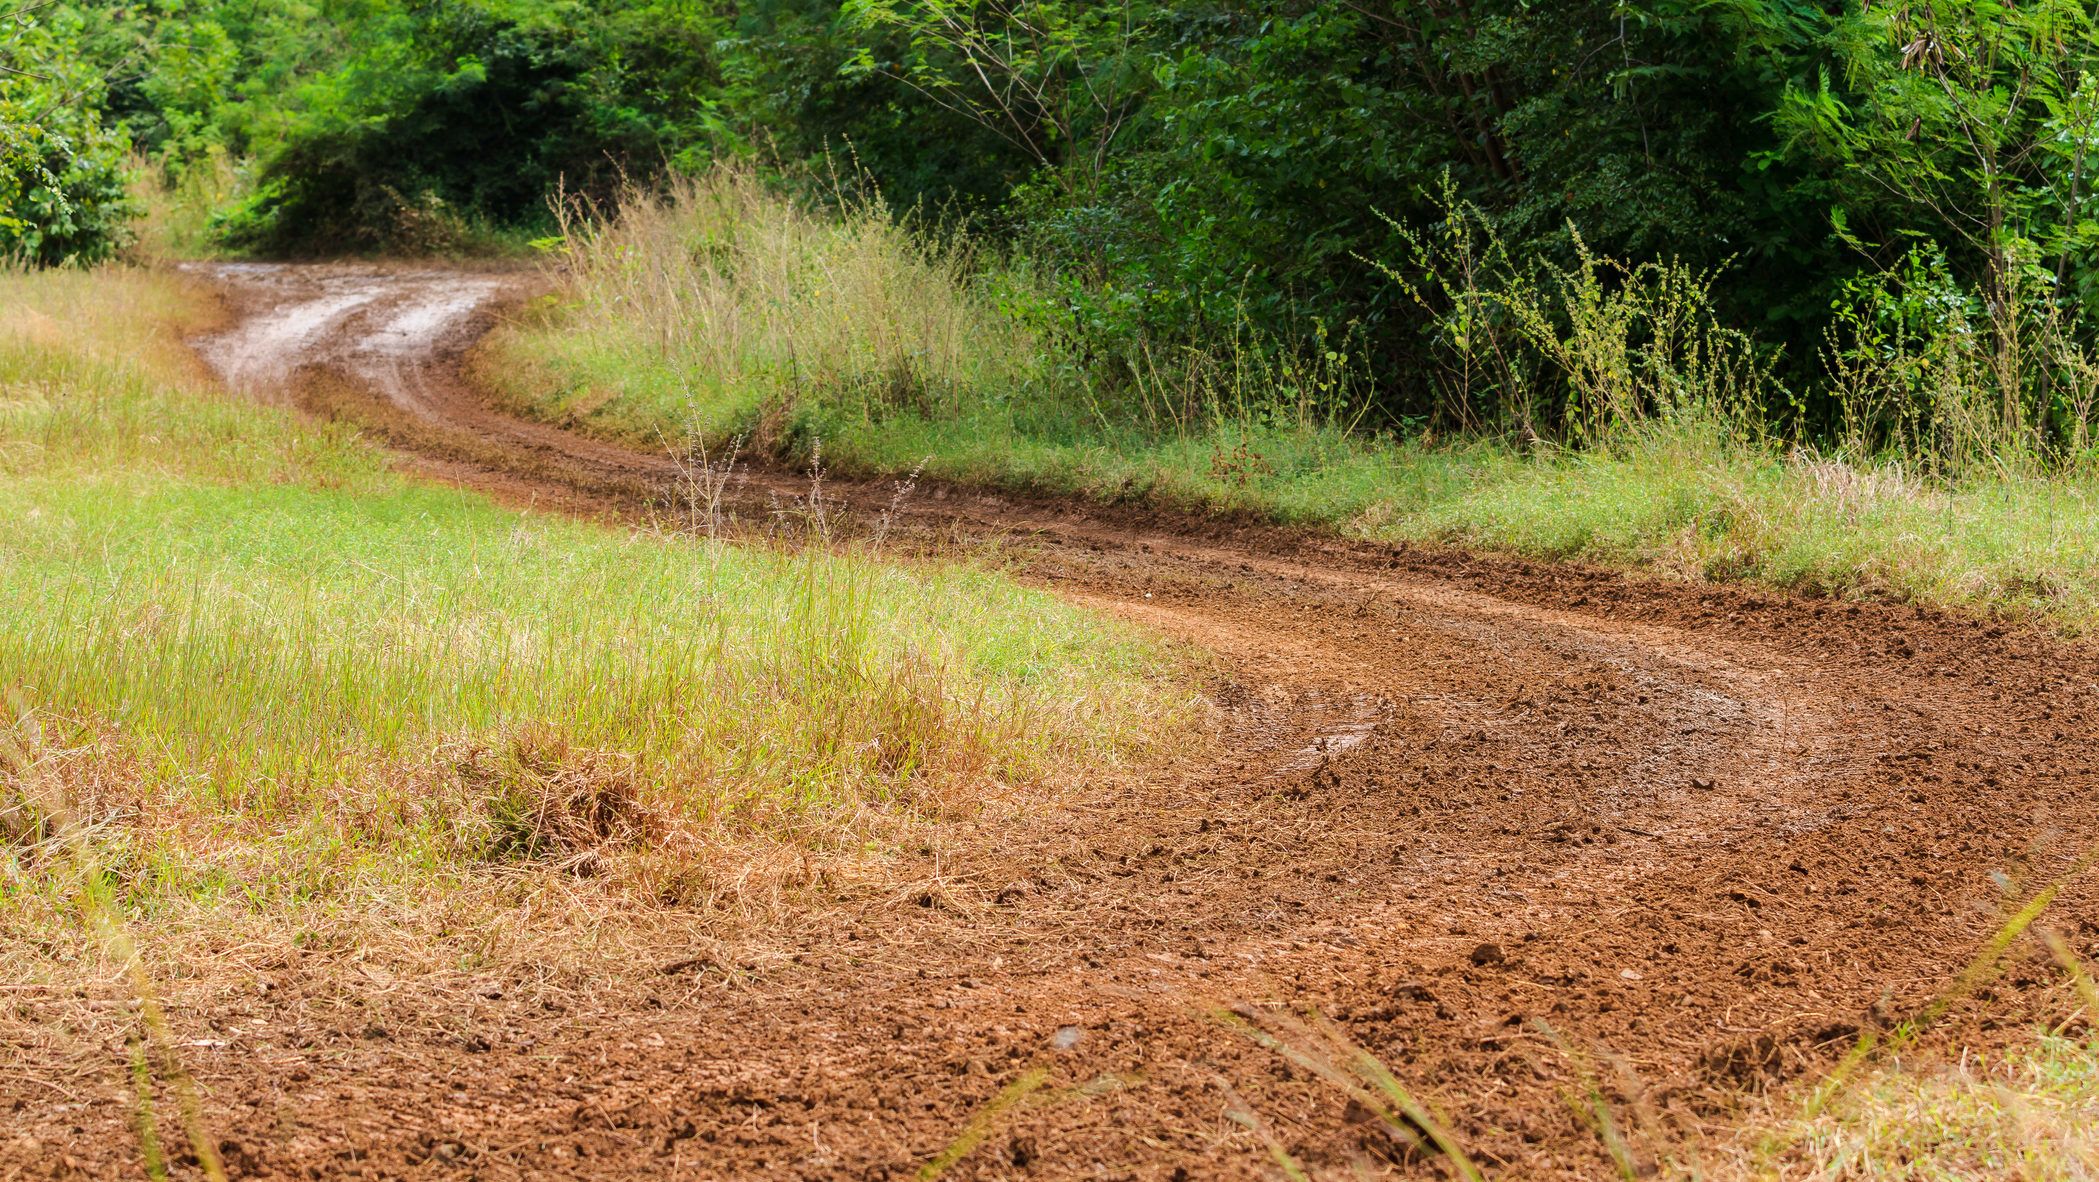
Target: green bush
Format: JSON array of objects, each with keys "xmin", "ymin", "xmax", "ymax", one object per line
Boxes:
[
  {"xmin": 223, "ymin": 2, "xmax": 615, "ymax": 253},
  {"xmin": 0, "ymin": 7, "xmax": 137, "ymax": 265}
]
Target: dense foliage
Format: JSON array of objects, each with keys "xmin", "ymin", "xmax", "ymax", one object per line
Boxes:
[
  {"xmin": 30, "ymin": 0, "xmax": 2099, "ymax": 457},
  {"xmin": 1, "ymin": 4, "xmax": 136, "ymax": 263}
]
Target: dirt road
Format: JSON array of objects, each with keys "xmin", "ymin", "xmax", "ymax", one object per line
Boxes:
[{"xmin": 52, "ymin": 263, "xmax": 2099, "ymax": 1178}]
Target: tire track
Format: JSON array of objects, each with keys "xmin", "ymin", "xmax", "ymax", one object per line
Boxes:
[{"xmin": 131, "ymin": 261, "xmax": 2099, "ymax": 1179}]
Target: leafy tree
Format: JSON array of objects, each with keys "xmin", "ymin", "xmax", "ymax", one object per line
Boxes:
[
  {"xmin": 1782, "ymin": 0, "xmax": 2099, "ymax": 309},
  {"xmin": 206, "ymin": 0, "xmax": 742, "ymax": 253},
  {"xmin": 1, "ymin": 1, "xmax": 137, "ymax": 264},
  {"xmin": 1774, "ymin": 0, "xmax": 2099, "ymax": 453},
  {"xmin": 838, "ymin": 1, "xmax": 1845, "ymax": 416}
]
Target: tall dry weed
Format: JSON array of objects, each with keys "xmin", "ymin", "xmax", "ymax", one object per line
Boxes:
[{"xmin": 547, "ymin": 165, "xmax": 1042, "ymax": 437}]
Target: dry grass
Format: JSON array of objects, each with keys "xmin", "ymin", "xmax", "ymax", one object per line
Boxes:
[
  {"xmin": 124, "ymin": 150, "xmax": 246, "ymax": 266},
  {"xmin": 0, "ymin": 264, "xmax": 1194, "ymax": 997},
  {"xmin": 504, "ymin": 164, "xmax": 1046, "ymax": 445}
]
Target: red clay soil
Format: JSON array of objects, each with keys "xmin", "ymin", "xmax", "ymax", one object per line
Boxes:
[{"xmin": 10, "ymin": 263, "xmax": 2099, "ymax": 1180}]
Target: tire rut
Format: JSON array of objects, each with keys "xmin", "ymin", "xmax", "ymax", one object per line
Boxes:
[{"xmin": 116, "ymin": 261, "xmax": 2099, "ymax": 1179}]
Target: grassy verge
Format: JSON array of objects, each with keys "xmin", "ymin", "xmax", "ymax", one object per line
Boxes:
[
  {"xmin": 493, "ymin": 169, "xmax": 2099, "ymax": 630},
  {"xmin": 0, "ymin": 266, "xmax": 1186, "ymax": 946}
]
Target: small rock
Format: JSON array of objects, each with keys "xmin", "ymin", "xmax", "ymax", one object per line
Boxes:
[{"xmin": 1470, "ymin": 942, "xmax": 1505, "ymax": 967}]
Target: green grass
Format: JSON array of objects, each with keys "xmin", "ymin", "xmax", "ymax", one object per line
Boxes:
[{"xmin": 0, "ymin": 267, "xmax": 1184, "ymax": 916}]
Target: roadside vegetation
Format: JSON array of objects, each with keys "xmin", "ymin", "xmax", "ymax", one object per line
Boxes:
[
  {"xmin": 0, "ymin": 265, "xmax": 1183, "ymax": 949},
  {"xmin": 493, "ymin": 168, "xmax": 2099, "ymax": 629}
]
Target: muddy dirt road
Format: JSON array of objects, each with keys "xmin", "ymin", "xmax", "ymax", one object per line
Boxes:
[{"xmin": 48, "ymin": 263, "xmax": 2099, "ymax": 1178}]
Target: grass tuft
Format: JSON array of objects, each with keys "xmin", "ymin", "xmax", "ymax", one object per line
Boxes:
[
  {"xmin": 507, "ymin": 165, "xmax": 1042, "ymax": 446},
  {"xmin": 1745, "ymin": 1035, "xmax": 2099, "ymax": 1181}
]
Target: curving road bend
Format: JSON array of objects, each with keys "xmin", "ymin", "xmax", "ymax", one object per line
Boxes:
[{"xmin": 84, "ymin": 263, "xmax": 2099, "ymax": 1177}]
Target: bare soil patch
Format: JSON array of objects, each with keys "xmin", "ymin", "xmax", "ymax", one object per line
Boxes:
[{"xmin": 11, "ymin": 263, "xmax": 2097, "ymax": 1180}]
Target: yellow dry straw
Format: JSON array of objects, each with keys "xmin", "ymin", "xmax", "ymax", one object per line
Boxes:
[{"xmin": 2, "ymin": 699, "xmax": 228, "ymax": 1182}]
